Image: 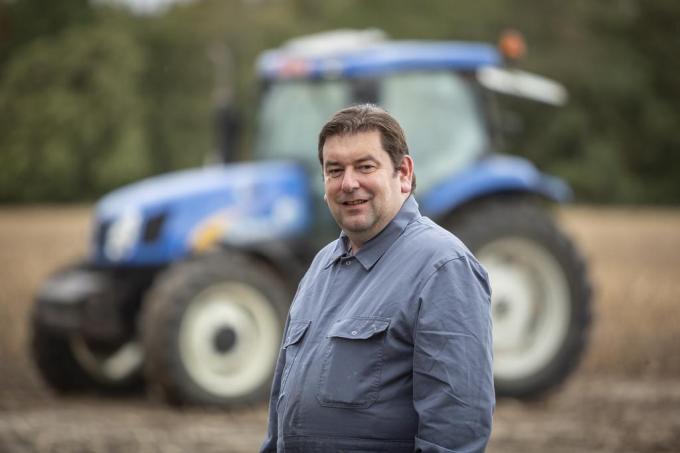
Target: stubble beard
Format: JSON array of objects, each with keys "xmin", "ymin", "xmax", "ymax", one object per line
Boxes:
[{"xmin": 335, "ymin": 203, "xmax": 380, "ymax": 244}]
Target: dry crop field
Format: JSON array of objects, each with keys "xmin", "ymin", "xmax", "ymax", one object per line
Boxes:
[{"xmin": 1, "ymin": 205, "xmax": 679, "ymax": 452}]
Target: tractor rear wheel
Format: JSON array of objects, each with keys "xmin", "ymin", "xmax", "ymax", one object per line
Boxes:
[{"xmin": 447, "ymin": 197, "xmax": 592, "ymax": 398}]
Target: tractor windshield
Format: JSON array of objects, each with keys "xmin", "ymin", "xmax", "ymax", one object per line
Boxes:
[{"xmin": 254, "ymin": 72, "xmax": 489, "ymax": 193}]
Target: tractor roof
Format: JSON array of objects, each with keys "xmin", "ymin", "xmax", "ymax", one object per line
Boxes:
[{"xmin": 257, "ymin": 29, "xmax": 501, "ymax": 80}]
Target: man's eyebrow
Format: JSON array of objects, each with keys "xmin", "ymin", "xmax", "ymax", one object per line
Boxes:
[
  {"xmin": 324, "ymin": 155, "xmax": 379, "ymax": 168},
  {"xmin": 354, "ymin": 155, "xmax": 379, "ymax": 165}
]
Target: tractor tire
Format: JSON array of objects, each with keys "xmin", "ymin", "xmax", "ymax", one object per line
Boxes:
[
  {"xmin": 31, "ymin": 320, "xmax": 95, "ymax": 393},
  {"xmin": 31, "ymin": 319, "xmax": 143, "ymax": 394},
  {"xmin": 446, "ymin": 197, "xmax": 592, "ymax": 398},
  {"xmin": 142, "ymin": 251, "xmax": 289, "ymax": 407}
]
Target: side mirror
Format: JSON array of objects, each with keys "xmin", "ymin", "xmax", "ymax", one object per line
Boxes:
[
  {"xmin": 208, "ymin": 43, "xmax": 240, "ymax": 163},
  {"xmin": 214, "ymin": 104, "xmax": 241, "ymax": 163}
]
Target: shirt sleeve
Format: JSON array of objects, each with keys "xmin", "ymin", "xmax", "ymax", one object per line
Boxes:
[
  {"xmin": 412, "ymin": 255, "xmax": 495, "ymax": 453},
  {"xmin": 259, "ymin": 316, "xmax": 290, "ymax": 453}
]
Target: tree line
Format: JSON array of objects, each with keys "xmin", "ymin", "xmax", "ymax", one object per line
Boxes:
[{"xmin": 0, "ymin": 0, "xmax": 678, "ymax": 204}]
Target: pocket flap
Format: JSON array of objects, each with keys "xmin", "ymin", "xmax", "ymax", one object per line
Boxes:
[
  {"xmin": 283, "ymin": 320, "xmax": 310, "ymax": 348},
  {"xmin": 328, "ymin": 317, "xmax": 390, "ymax": 340}
]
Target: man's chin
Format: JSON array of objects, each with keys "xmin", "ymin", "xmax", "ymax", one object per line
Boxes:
[{"xmin": 338, "ymin": 218, "xmax": 372, "ymax": 235}]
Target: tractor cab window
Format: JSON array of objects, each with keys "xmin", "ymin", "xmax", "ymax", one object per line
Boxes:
[
  {"xmin": 255, "ymin": 72, "xmax": 488, "ymax": 195},
  {"xmin": 381, "ymin": 71, "xmax": 488, "ymax": 192},
  {"xmin": 254, "ymin": 80, "xmax": 351, "ymax": 164}
]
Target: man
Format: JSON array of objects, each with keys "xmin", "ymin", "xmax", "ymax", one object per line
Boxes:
[{"xmin": 261, "ymin": 104, "xmax": 494, "ymax": 453}]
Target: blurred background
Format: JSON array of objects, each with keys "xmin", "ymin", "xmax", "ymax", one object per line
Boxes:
[{"xmin": 1, "ymin": 0, "xmax": 679, "ymax": 452}]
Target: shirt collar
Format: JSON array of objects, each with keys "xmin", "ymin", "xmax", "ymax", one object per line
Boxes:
[{"xmin": 324, "ymin": 195, "xmax": 421, "ymax": 270}]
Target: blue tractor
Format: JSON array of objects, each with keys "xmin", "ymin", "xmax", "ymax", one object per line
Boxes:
[{"xmin": 31, "ymin": 30, "xmax": 591, "ymax": 407}]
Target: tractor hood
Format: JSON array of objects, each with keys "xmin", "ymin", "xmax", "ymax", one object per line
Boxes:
[{"xmin": 92, "ymin": 161, "xmax": 311, "ymax": 265}]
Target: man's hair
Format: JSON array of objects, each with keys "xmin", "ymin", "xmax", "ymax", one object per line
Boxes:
[{"xmin": 317, "ymin": 104, "xmax": 416, "ymax": 191}]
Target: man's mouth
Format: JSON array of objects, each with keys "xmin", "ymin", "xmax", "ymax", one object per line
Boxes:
[{"xmin": 342, "ymin": 199, "xmax": 368, "ymax": 206}]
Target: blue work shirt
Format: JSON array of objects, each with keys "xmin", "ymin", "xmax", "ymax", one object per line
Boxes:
[{"xmin": 261, "ymin": 196, "xmax": 494, "ymax": 453}]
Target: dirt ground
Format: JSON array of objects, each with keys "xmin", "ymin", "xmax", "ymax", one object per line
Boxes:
[{"xmin": 1, "ymin": 205, "xmax": 680, "ymax": 452}]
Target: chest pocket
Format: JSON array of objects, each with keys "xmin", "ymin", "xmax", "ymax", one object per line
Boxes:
[
  {"xmin": 317, "ymin": 317, "xmax": 390, "ymax": 408},
  {"xmin": 281, "ymin": 320, "xmax": 311, "ymax": 393}
]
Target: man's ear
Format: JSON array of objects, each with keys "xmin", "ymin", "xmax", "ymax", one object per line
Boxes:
[
  {"xmin": 399, "ymin": 155, "xmax": 414, "ymax": 194},
  {"xmin": 323, "ymin": 193, "xmax": 328, "ymax": 203}
]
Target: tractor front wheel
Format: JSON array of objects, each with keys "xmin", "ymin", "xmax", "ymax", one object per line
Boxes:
[{"xmin": 142, "ymin": 251, "xmax": 289, "ymax": 407}]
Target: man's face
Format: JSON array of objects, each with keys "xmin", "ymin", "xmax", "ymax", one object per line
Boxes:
[{"xmin": 322, "ymin": 130, "xmax": 413, "ymax": 250}]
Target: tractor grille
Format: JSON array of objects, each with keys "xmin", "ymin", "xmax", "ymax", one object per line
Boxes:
[
  {"xmin": 142, "ymin": 212, "xmax": 167, "ymax": 243},
  {"xmin": 95, "ymin": 220, "xmax": 111, "ymax": 252}
]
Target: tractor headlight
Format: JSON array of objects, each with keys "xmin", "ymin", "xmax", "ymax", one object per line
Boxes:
[{"xmin": 104, "ymin": 209, "xmax": 143, "ymax": 261}]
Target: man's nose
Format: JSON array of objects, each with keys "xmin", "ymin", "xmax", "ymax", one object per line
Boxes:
[{"xmin": 341, "ymin": 168, "xmax": 360, "ymax": 192}]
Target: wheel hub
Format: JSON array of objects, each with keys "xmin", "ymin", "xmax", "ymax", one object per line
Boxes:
[
  {"xmin": 493, "ymin": 297, "xmax": 511, "ymax": 319},
  {"xmin": 213, "ymin": 327, "xmax": 238, "ymax": 353}
]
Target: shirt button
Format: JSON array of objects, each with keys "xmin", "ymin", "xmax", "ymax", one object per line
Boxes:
[
  {"xmin": 344, "ymin": 260, "xmax": 352, "ymax": 266},
  {"xmin": 351, "ymin": 330, "xmax": 358, "ymax": 336}
]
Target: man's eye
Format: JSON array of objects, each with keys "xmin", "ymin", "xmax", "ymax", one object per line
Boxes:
[
  {"xmin": 327, "ymin": 169, "xmax": 342, "ymax": 178},
  {"xmin": 358, "ymin": 165, "xmax": 375, "ymax": 173}
]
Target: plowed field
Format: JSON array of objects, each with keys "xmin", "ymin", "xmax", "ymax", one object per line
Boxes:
[{"xmin": 1, "ymin": 205, "xmax": 679, "ymax": 452}]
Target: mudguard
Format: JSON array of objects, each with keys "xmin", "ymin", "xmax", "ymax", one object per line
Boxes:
[{"xmin": 419, "ymin": 154, "xmax": 572, "ymax": 218}]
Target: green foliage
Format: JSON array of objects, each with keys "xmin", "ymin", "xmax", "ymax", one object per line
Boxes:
[
  {"xmin": 504, "ymin": 0, "xmax": 680, "ymax": 203},
  {"xmin": 0, "ymin": 22, "xmax": 148, "ymax": 201},
  {"xmin": 137, "ymin": 16, "xmax": 212, "ymax": 173},
  {"xmin": 0, "ymin": 0, "xmax": 678, "ymax": 203},
  {"xmin": 0, "ymin": 0, "xmax": 94, "ymax": 66}
]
